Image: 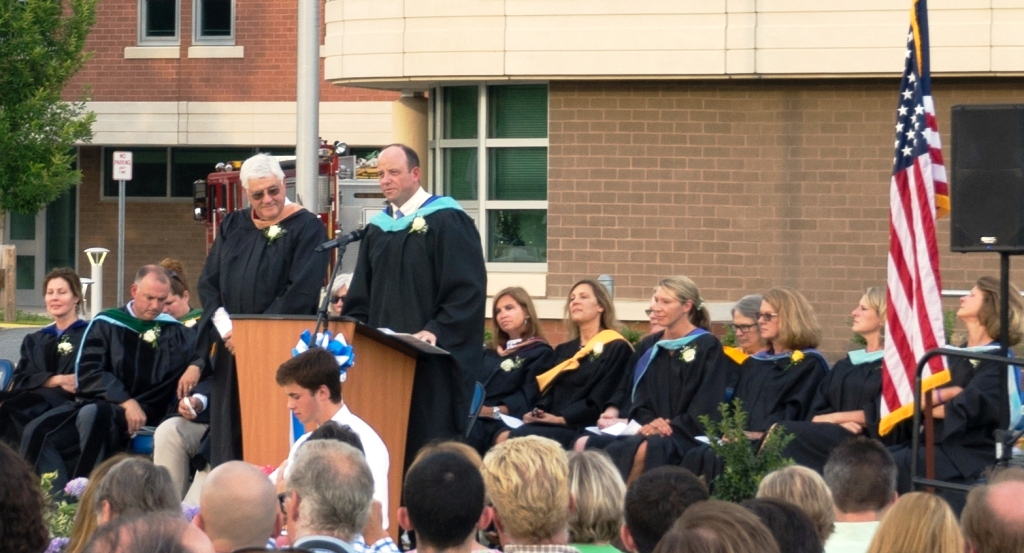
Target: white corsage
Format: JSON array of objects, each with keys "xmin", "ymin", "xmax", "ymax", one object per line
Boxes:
[
  {"xmin": 57, "ymin": 336, "xmax": 73, "ymax": 356},
  {"xmin": 410, "ymin": 216, "xmax": 428, "ymax": 234},
  {"xmin": 680, "ymin": 346, "xmax": 696, "ymax": 363},
  {"xmin": 183, "ymin": 318, "xmax": 197, "ymax": 328},
  {"xmin": 589, "ymin": 341, "xmax": 605, "ymax": 361},
  {"xmin": 500, "ymin": 357, "xmax": 523, "ymax": 372},
  {"xmin": 264, "ymin": 224, "xmax": 286, "ymax": 243},
  {"xmin": 141, "ymin": 327, "xmax": 160, "ymax": 348}
]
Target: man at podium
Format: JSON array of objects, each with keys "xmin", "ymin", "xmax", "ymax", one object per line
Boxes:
[{"xmin": 343, "ymin": 144, "xmax": 486, "ymax": 467}]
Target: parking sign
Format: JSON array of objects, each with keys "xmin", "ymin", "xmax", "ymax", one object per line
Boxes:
[{"xmin": 112, "ymin": 151, "xmax": 133, "ymax": 181}]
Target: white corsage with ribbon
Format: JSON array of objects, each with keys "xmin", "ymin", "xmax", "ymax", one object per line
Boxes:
[{"xmin": 292, "ymin": 329, "xmax": 355, "ymax": 381}]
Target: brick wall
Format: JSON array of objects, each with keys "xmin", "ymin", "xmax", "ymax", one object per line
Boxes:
[
  {"xmin": 547, "ymin": 78, "xmax": 1024, "ymax": 361},
  {"xmin": 77, "ymin": 147, "xmax": 208, "ymax": 309},
  {"xmin": 65, "ymin": 0, "xmax": 398, "ymax": 103}
]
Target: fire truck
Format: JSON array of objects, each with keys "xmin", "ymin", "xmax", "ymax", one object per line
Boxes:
[{"xmin": 192, "ymin": 141, "xmax": 382, "ymax": 272}]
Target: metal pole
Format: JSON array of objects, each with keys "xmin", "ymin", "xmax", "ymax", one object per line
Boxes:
[
  {"xmin": 117, "ymin": 179, "xmax": 125, "ymax": 306},
  {"xmin": 84, "ymin": 247, "xmax": 108, "ymax": 319},
  {"xmin": 295, "ymin": 0, "xmax": 320, "ymax": 210}
]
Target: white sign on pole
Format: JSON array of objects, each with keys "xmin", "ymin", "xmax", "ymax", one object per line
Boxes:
[{"xmin": 112, "ymin": 151, "xmax": 133, "ymax": 181}]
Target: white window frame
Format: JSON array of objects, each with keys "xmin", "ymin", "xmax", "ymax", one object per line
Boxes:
[
  {"xmin": 138, "ymin": 0, "xmax": 180, "ymax": 46},
  {"xmin": 428, "ymin": 83, "xmax": 549, "ymax": 271},
  {"xmin": 192, "ymin": 0, "xmax": 235, "ymax": 45}
]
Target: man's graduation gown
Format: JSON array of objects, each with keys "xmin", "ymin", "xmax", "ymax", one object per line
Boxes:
[
  {"xmin": 21, "ymin": 308, "xmax": 193, "ymax": 479},
  {"xmin": 0, "ymin": 320, "xmax": 87, "ymax": 448},
  {"xmin": 343, "ymin": 198, "xmax": 486, "ymax": 467},
  {"xmin": 196, "ymin": 208, "xmax": 329, "ymax": 465}
]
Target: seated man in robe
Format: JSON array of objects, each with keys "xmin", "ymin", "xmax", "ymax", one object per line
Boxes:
[{"xmin": 21, "ymin": 265, "xmax": 197, "ymax": 488}]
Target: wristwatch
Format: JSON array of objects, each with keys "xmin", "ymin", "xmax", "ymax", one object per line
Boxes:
[{"xmin": 491, "ymin": 407, "xmax": 502, "ymax": 419}]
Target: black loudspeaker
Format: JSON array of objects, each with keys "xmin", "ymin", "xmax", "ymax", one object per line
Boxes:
[{"xmin": 951, "ymin": 104, "xmax": 1024, "ymax": 253}]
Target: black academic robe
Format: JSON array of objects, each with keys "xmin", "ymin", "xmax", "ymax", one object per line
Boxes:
[
  {"xmin": 891, "ymin": 353, "xmax": 1005, "ymax": 497},
  {"xmin": 734, "ymin": 352, "xmax": 829, "ymax": 431},
  {"xmin": 343, "ymin": 205, "xmax": 486, "ymax": 467},
  {"xmin": 196, "ymin": 207, "xmax": 329, "ymax": 465},
  {"xmin": 0, "ymin": 321, "xmax": 87, "ymax": 448},
  {"xmin": 507, "ymin": 337, "xmax": 633, "ymax": 448},
  {"xmin": 782, "ymin": 354, "xmax": 908, "ymax": 472},
  {"xmin": 466, "ymin": 340, "xmax": 555, "ymax": 454},
  {"xmin": 21, "ymin": 309, "xmax": 194, "ymax": 480},
  {"xmin": 588, "ymin": 331, "xmax": 738, "ymax": 477}
]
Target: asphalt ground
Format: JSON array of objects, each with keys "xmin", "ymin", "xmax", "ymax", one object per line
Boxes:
[{"xmin": 0, "ymin": 325, "xmax": 43, "ymax": 364}]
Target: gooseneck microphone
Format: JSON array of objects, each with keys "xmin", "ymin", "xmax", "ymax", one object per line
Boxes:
[{"xmin": 316, "ymin": 228, "xmax": 366, "ymax": 251}]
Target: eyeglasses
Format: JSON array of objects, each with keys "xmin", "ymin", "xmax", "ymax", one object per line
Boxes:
[
  {"xmin": 277, "ymin": 492, "xmax": 288, "ymax": 516},
  {"xmin": 756, "ymin": 312, "xmax": 779, "ymax": 322},
  {"xmin": 729, "ymin": 323, "xmax": 759, "ymax": 334},
  {"xmin": 250, "ymin": 186, "xmax": 283, "ymax": 202},
  {"xmin": 331, "ymin": 295, "xmax": 346, "ymax": 304}
]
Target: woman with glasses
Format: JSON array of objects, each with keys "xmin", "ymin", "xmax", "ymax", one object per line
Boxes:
[
  {"xmin": 466, "ymin": 286, "xmax": 554, "ymax": 455},
  {"xmin": 730, "ymin": 294, "xmax": 767, "ymax": 356},
  {"xmin": 327, "ymin": 273, "xmax": 353, "ymax": 316},
  {"xmin": 496, "ymin": 279, "xmax": 633, "ymax": 448}
]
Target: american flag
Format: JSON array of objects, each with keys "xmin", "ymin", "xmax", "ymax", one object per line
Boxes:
[{"xmin": 879, "ymin": 0, "xmax": 951, "ymax": 436}]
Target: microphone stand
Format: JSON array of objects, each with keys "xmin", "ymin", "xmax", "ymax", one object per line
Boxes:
[{"xmin": 311, "ymin": 239, "xmax": 354, "ymax": 344}]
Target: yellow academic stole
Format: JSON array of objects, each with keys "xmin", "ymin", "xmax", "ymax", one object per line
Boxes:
[{"xmin": 535, "ymin": 329, "xmax": 627, "ymax": 394}]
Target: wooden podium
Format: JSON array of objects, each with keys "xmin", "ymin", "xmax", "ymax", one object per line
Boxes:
[{"xmin": 232, "ymin": 315, "xmax": 419, "ymax": 535}]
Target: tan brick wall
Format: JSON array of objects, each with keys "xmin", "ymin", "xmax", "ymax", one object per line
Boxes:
[
  {"xmin": 65, "ymin": 0, "xmax": 398, "ymax": 103},
  {"xmin": 547, "ymin": 78, "xmax": 1024, "ymax": 362},
  {"xmin": 77, "ymin": 147, "xmax": 208, "ymax": 309}
]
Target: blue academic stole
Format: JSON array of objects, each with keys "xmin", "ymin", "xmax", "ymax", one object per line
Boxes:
[
  {"xmin": 368, "ymin": 196, "xmax": 464, "ymax": 233},
  {"xmin": 631, "ymin": 328, "xmax": 709, "ymax": 401}
]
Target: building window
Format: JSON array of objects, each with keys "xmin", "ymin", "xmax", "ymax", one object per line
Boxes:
[
  {"xmin": 430, "ymin": 84, "xmax": 549, "ymax": 265},
  {"xmin": 193, "ymin": 0, "xmax": 234, "ymax": 44},
  {"xmin": 103, "ymin": 147, "xmax": 263, "ymax": 199},
  {"xmin": 139, "ymin": 0, "xmax": 179, "ymax": 44}
]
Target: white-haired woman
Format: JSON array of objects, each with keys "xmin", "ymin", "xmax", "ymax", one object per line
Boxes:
[
  {"xmin": 195, "ymin": 153, "xmax": 330, "ymax": 464},
  {"xmin": 328, "ymin": 273, "xmax": 353, "ymax": 316}
]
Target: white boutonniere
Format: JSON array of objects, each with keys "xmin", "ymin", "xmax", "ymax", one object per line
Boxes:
[
  {"xmin": 141, "ymin": 326, "xmax": 161, "ymax": 348},
  {"xmin": 680, "ymin": 346, "xmax": 696, "ymax": 363},
  {"xmin": 183, "ymin": 318, "xmax": 197, "ymax": 328},
  {"xmin": 57, "ymin": 335, "xmax": 73, "ymax": 356},
  {"xmin": 500, "ymin": 357, "xmax": 524, "ymax": 372},
  {"xmin": 264, "ymin": 224, "xmax": 286, "ymax": 243},
  {"xmin": 589, "ymin": 341, "xmax": 604, "ymax": 361},
  {"xmin": 410, "ymin": 216, "xmax": 428, "ymax": 234},
  {"xmin": 970, "ymin": 359, "xmax": 980, "ymax": 368}
]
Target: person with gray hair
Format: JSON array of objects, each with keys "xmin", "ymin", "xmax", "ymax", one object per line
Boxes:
[
  {"xmin": 21, "ymin": 265, "xmax": 197, "ymax": 489},
  {"xmin": 283, "ymin": 439, "xmax": 374, "ymax": 553},
  {"xmin": 328, "ymin": 273, "xmax": 353, "ymax": 316},
  {"xmin": 95, "ymin": 458, "xmax": 180, "ymax": 524},
  {"xmin": 193, "ymin": 461, "xmax": 281, "ymax": 553},
  {"xmin": 196, "ymin": 151, "xmax": 329, "ymax": 467},
  {"xmin": 730, "ymin": 294, "xmax": 766, "ymax": 355},
  {"xmin": 84, "ymin": 513, "xmax": 214, "ymax": 553}
]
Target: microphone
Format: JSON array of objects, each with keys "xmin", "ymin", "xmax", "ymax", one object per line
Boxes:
[{"xmin": 316, "ymin": 228, "xmax": 366, "ymax": 251}]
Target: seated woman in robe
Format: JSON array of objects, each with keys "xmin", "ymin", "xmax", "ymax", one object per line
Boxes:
[
  {"xmin": 0, "ymin": 267, "xmax": 87, "ymax": 448},
  {"xmin": 890, "ymin": 276, "xmax": 1024, "ymax": 498},
  {"xmin": 575, "ymin": 276, "xmax": 734, "ymax": 482},
  {"xmin": 466, "ymin": 286, "xmax": 554, "ymax": 455},
  {"xmin": 496, "ymin": 279, "xmax": 633, "ymax": 448},
  {"xmin": 730, "ymin": 294, "xmax": 768, "ymax": 356},
  {"xmin": 782, "ymin": 286, "xmax": 907, "ymax": 472}
]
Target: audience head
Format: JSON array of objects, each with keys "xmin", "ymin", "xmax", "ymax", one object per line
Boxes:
[
  {"xmin": 159, "ymin": 259, "xmax": 192, "ymax": 319},
  {"xmin": 378, "ymin": 144, "xmax": 422, "ymax": 207},
  {"xmin": 306, "ymin": 421, "xmax": 364, "ymax": 453},
  {"xmin": 482, "ymin": 436, "xmax": 571, "ymax": 545},
  {"xmin": 731, "ymin": 294, "xmax": 766, "ymax": 355},
  {"xmin": 329, "ymin": 273, "xmax": 352, "ymax": 316},
  {"xmin": 194, "ymin": 461, "xmax": 280, "ymax": 552},
  {"xmin": 276, "ymin": 347, "xmax": 343, "ymax": 427},
  {"xmin": 130, "ymin": 265, "xmax": 172, "ymax": 321},
  {"xmin": 665, "ymin": 500, "xmax": 781, "ymax": 553},
  {"xmin": 760, "ymin": 287, "xmax": 821, "ymax": 351},
  {"xmin": 284, "ymin": 439, "xmax": 373, "ymax": 542},
  {"xmin": 866, "ymin": 492, "xmax": 962, "ymax": 553},
  {"xmin": 741, "ymin": 498, "xmax": 822, "ymax": 553},
  {"xmin": 565, "ymin": 279, "xmax": 618, "ymax": 340},
  {"xmin": 654, "ymin": 276, "xmax": 711, "ymax": 331},
  {"xmin": 622, "ymin": 466, "xmax": 710, "ymax": 553},
  {"xmin": 964, "ymin": 275, "xmax": 1024, "ymax": 345},
  {"xmin": 757, "ymin": 465, "xmax": 834, "ymax": 544},
  {"xmin": 95, "ymin": 458, "xmax": 179, "ymax": 524},
  {"xmin": 399, "ymin": 452, "xmax": 487, "ymax": 551},
  {"xmin": 44, "ymin": 266, "xmax": 84, "ymax": 318},
  {"xmin": 491, "ymin": 286, "xmax": 545, "ymax": 349},
  {"xmin": 67, "ymin": 454, "xmax": 132, "ymax": 553},
  {"xmin": 0, "ymin": 442, "xmax": 49, "ymax": 553},
  {"xmin": 411, "ymin": 440, "xmax": 484, "ymax": 471},
  {"xmin": 567, "ymin": 450, "xmax": 626, "ymax": 545},
  {"xmin": 961, "ymin": 479, "xmax": 1024, "ymax": 553},
  {"xmin": 823, "ymin": 437, "xmax": 897, "ymax": 517},
  {"xmin": 83, "ymin": 513, "xmax": 214, "ymax": 553}
]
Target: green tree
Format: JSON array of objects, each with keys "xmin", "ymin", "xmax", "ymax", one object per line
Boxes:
[{"xmin": 0, "ymin": 0, "xmax": 96, "ymax": 216}]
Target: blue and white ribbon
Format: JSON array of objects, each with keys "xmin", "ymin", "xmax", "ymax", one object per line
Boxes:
[{"xmin": 291, "ymin": 329, "xmax": 355, "ymax": 381}]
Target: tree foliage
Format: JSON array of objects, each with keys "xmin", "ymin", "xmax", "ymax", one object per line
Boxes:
[{"xmin": 0, "ymin": 0, "xmax": 96, "ymax": 214}]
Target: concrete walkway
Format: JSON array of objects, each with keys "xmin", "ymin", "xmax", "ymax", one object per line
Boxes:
[{"xmin": 0, "ymin": 325, "xmax": 42, "ymax": 363}]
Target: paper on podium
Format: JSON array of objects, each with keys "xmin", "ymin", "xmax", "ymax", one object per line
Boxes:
[
  {"xmin": 377, "ymin": 328, "xmax": 450, "ymax": 355},
  {"xmin": 585, "ymin": 420, "xmax": 642, "ymax": 436},
  {"xmin": 498, "ymin": 413, "xmax": 524, "ymax": 429}
]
